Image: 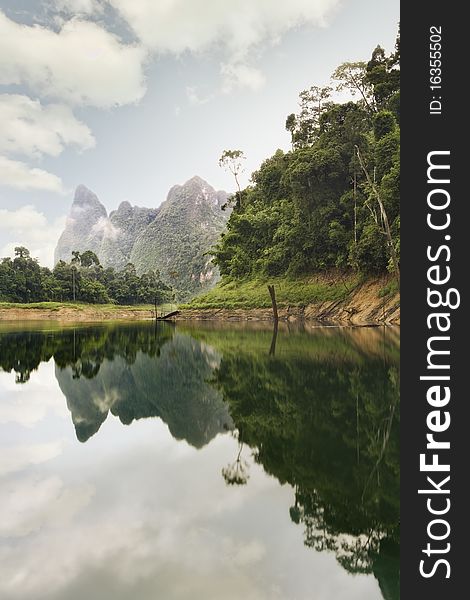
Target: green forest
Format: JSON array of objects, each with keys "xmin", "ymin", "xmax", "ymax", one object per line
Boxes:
[
  {"xmin": 213, "ymin": 33, "xmax": 400, "ymax": 281},
  {"xmin": 0, "ymin": 247, "xmax": 172, "ymax": 305}
]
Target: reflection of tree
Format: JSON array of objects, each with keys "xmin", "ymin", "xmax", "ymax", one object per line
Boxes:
[
  {"xmin": 0, "ymin": 331, "xmax": 56, "ymax": 383},
  {"xmin": 213, "ymin": 343, "xmax": 399, "ymax": 597},
  {"xmin": 291, "ymin": 486, "xmax": 394, "ymax": 575},
  {"xmin": 269, "ymin": 320, "xmax": 278, "ymax": 356},
  {"xmin": 222, "ymin": 431, "xmax": 250, "ymax": 485},
  {"xmin": 0, "ymin": 323, "xmax": 174, "ymax": 383}
]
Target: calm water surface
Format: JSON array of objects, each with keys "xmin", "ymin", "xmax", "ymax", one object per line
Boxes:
[{"xmin": 0, "ymin": 321, "xmax": 399, "ymax": 600}]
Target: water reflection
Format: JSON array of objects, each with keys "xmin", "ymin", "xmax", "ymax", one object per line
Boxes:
[
  {"xmin": 211, "ymin": 327, "xmax": 399, "ymax": 599},
  {"xmin": 56, "ymin": 329, "xmax": 233, "ymax": 447},
  {"xmin": 0, "ymin": 322, "xmax": 399, "ymax": 599}
]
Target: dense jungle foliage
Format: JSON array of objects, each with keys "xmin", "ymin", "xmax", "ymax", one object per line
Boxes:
[
  {"xmin": 0, "ymin": 246, "xmax": 172, "ymax": 304},
  {"xmin": 213, "ymin": 33, "xmax": 400, "ymax": 280}
]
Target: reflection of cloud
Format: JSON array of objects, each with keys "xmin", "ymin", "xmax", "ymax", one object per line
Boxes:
[
  {"xmin": 92, "ymin": 389, "xmax": 120, "ymax": 413},
  {"xmin": 0, "ymin": 475, "xmax": 94, "ymax": 538},
  {"xmin": 0, "ymin": 362, "xmax": 69, "ymax": 427},
  {"xmin": 0, "ymin": 442, "xmax": 63, "ymax": 477},
  {"xmin": 227, "ymin": 538, "xmax": 266, "ymax": 567},
  {"xmin": 0, "ymin": 410, "xmax": 380, "ymax": 600}
]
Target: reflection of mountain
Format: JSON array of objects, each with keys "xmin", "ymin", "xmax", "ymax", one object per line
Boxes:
[
  {"xmin": 55, "ymin": 333, "xmax": 233, "ymax": 448},
  {"xmin": 0, "ymin": 323, "xmax": 233, "ymax": 448}
]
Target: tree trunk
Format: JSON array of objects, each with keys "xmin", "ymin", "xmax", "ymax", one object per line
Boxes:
[
  {"xmin": 353, "ymin": 171, "xmax": 357, "ymax": 245},
  {"xmin": 269, "ymin": 320, "xmax": 279, "ymax": 356},
  {"xmin": 234, "ymin": 174, "xmax": 242, "ymax": 208},
  {"xmin": 355, "ymin": 146, "xmax": 400, "ymax": 289}
]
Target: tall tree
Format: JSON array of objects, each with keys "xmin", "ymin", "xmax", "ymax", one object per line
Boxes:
[
  {"xmin": 332, "ymin": 62, "xmax": 375, "ymax": 113},
  {"xmin": 80, "ymin": 250, "xmax": 100, "ymax": 268},
  {"xmin": 219, "ymin": 149, "xmax": 245, "ymax": 208}
]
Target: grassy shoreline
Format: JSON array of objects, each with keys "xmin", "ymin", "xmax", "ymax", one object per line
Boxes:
[
  {"xmin": 179, "ymin": 274, "xmax": 400, "ymax": 325},
  {"xmin": 182, "ymin": 274, "xmax": 361, "ymax": 310},
  {"xmin": 0, "ymin": 301, "xmax": 147, "ymax": 311},
  {"xmin": 0, "ymin": 275, "xmax": 399, "ymax": 324},
  {"xmin": 0, "ymin": 302, "xmax": 177, "ymax": 322}
]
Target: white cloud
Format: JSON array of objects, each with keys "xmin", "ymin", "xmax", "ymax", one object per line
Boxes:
[
  {"xmin": 221, "ymin": 63, "xmax": 266, "ymax": 93},
  {"xmin": 0, "ymin": 11, "xmax": 147, "ymax": 107},
  {"xmin": 91, "ymin": 216, "xmax": 121, "ymax": 241},
  {"xmin": 0, "ymin": 205, "xmax": 66, "ymax": 266},
  {"xmin": 0, "ymin": 156, "xmax": 65, "ymax": 193},
  {"xmin": 107, "ymin": 0, "xmax": 340, "ymax": 95},
  {"xmin": 0, "ymin": 94, "xmax": 95, "ymax": 159},
  {"xmin": 0, "ymin": 241, "xmax": 57, "ymax": 269},
  {"xmin": 0, "ymin": 475, "xmax": 94, "ymax": 538},
  {"xmin": 109, "ymin": 0, "xmax": 340, "ymax": 58},
  {"xmin": 186, "ymin": 86, "xmax": 213, "ymax": 106}
]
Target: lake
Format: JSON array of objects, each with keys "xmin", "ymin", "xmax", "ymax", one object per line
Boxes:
[{"xmin": 0, "ymin": 320, "xmax": 399, "ymax": 600}]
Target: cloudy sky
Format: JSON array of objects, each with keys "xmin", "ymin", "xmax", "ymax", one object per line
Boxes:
[{"xmin": 0, "ymin": 0, "xmax": 399, "ymax": 266}]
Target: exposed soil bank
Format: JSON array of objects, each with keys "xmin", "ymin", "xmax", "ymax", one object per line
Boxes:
[
  {"xmin": 178, "ymin": 278, "xmax": 400, "ymax": 325},
  {"xmin": 0, "ymin": 306, "xmax": 155, "ymax": 323}
]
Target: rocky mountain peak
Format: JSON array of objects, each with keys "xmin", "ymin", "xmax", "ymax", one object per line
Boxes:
[
  {"xmin": 164, "ymin": 176, "xmax": 226, "ymax": 211},
  {"xmin": 116, "ymin": 200, "xmax": 132, "ymax": 213},
  {"xmin": 72, "ymin": 185, "xmax": 106, "ymax": 213},
  {"xmin": 54, "ymin": 185, "xmax": 107, "ymax": 264},
  {"xmin": 130, "ymin": 177, "xmax": 229, "ymax": 297},
  {"xmin": 55, "ymin": 178, "xmax": 229, "ymax": 298},
  {"xmin": 185, "ymin": 175, "xmax": 208, "ymax": 187}
]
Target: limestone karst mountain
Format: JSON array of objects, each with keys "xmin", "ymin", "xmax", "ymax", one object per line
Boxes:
[
  {"xmin": 54, "ymin": 184, "xmax": 156, "ymax": 270},
  {"xmin": 54, "ymin": 184, "xmax": 107, "ymax": 265},
  {"xmin": 100, "ymin": 201, "xmax": 158, "ymax": 271},
  {"xmin": 54, "ymin": 177, "xmax": 230, "ymax": 298},
  {"xmin": 130, "ymin": 176, "xmax": 229, "ymax": 296}
]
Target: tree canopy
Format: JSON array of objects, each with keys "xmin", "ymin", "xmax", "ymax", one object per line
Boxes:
[
  {"xmin": 0, "ymin": 247, "xmax": 172, "ymax": 305},
  {"xmin": 213, "ymin": 32, "xmax": 400, "ymax": 279}
]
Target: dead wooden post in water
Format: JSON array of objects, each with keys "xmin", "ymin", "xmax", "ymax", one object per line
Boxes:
[
  {"xmin": 267, "ymin": 285, "xmax": 279, "ymax": 323},
  {"xmin": 267, "ymin": 284, "xmax": 279, "ymax": 356},
  {"xmin": 269, "ymin": 319, "xmax": 279, "ymax": 356}
]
